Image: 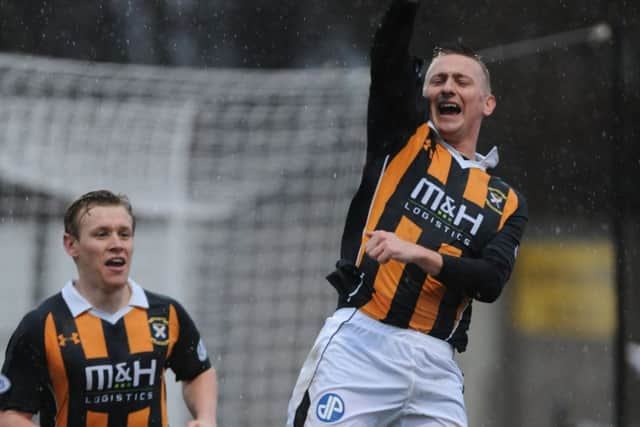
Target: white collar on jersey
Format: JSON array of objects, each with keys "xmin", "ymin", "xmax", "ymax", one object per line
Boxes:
[
  {"xmin": 427, "ymin": 121, "xmax": 499, "ymax": 170},
  {"xmin": 61, "ymin": 279, "xmax": 149, "ymax": 324}
]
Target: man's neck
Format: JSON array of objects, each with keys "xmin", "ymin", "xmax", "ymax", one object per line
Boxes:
[
  {"xmin": 430, "ymin": 122, "xmax": 479, "ymax": 160},
  {"xmin": 74, "ymin": 279, "xmax": 131, "ymax": 314},
  {"xmin": 444, "ymin": 137, "xmax": 476, "ymax": 160}
]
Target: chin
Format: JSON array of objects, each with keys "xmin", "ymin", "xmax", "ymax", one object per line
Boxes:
[
  {"xmin": 433, "ymin": 118, "xmax": 461, "ymax": 133},
  {"xmin": 103, "ymin": 276, "xmax": 129, "ymax": 290},
  {"xmin": 436, "ymin": 125, "xmax": 462, "ymax": 141}
]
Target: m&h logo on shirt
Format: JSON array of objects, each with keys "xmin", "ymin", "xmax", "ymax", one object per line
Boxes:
[{"xmin": 316, "ymin": 392, "xmax": 345, "ymax": 423}]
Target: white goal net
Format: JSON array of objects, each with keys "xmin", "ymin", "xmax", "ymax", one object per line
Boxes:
[{"xmin": 0, "ymin": 52, "xmax": 368, "ymax": 426}]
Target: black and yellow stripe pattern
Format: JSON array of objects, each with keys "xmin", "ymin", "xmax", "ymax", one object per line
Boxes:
[
  {"xmin": 341, "ymin": 124, "xmax": 524, "ymax": 350},
  {"xmin": 42, "ymin": 296, "xmax": 178, "ymax": 427},
  {"xmin": 0, "ymin": 289, "xmax": 210, "ymax": 427}
]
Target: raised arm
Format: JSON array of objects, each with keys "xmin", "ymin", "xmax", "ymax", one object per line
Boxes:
[
  {"xmin": 370, "ymin": 0, "xmax": 419, "ymax": 74},
  {"xmin": 367, "ymin": 0, "xmax": 426, "ymax": 158}
]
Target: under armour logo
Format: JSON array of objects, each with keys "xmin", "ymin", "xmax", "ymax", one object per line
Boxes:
[{"xmin": 58, "ymin": 332, "xmax": 81, "ymax": 347}]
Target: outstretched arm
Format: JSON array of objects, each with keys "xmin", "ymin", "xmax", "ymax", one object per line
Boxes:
[
  {"xmin": 367, "ymin": 0, "xmax": 426, "ymax": 158},
  {"xmin": 183, "ymin": 367, "xmax": 218, "ymax": 427}
]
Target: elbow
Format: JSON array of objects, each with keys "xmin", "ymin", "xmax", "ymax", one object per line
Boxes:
[
  {"xmin": 471, "ymin": 275, "xmax": 505, "ymax": 303},
  {"xmin": 473, "ymin": 286, "xmax": 502, "ymax": 303},
  {"xmin": 472, "ymin": 257, "xmax": 511, "ymax": 303}
]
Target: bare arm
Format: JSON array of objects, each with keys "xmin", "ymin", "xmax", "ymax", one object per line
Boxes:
[
  {"xmin": 0, "ymin": 410, "xmax": 37, "ymax": 427},
  {"xmin": 183, "ymin": 367, "xmax": 218, "ymax": 427}
]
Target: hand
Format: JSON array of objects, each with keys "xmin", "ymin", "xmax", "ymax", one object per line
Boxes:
[
  {"xmin": 365, "ymin": 230, "xmax": 419, "ymax": 264},
  {"xmin": 326, "ymin": 259, "xmax": 373, "ymax": 308},
  {"xmin": 186, "ymin": 421, "xmax": 216, "ymax": 427},
  {"xmin": 365, "ymin": 230, "xmax": 443, "ymax": 275}
]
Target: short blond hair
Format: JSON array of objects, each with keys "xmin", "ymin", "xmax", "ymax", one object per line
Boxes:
[
  {"xmin": 429, "ymin": 45, "xmax": 492, "ymax": 94},
  {"xmin": 64, "ymin": 190, "xmax": 135, "ymax": 238}
]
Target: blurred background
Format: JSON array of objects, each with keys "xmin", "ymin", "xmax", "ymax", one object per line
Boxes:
[{"xmin": 0, "ymin": 0, "xmax": 639, "ymax": 426}]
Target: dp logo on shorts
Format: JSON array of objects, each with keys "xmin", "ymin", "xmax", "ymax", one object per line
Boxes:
[{"xmin": 316, "ymin": 393, "xmax": 345, "ymax": 423}]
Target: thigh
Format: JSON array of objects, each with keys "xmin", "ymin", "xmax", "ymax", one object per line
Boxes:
[
  {"xmin": 287, "ymin": 310, "xmax": 410, "ymax": 427},
  {"xmin": 392, "ymin": 414, "xmax": 463, "ymax": 427},
  {"xmin": 405, "ymin": 351, "xmax": 467, "ymax": 427},
  {"xmin": 287, "ymin": 311, "xmax": 351, "ymax": 427}
]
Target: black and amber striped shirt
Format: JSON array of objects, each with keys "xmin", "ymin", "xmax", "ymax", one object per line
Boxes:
[
  {"xmin": 0, "ymin": 280, "xmax": 211, "ymax": 426},
  {"xmin": 337, "ymin": 0, "xmax": 527, "ymax": 352}
]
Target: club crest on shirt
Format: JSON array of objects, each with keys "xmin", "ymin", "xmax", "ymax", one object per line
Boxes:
[
  {"xmin": 0, "ymin": 374, "xmax": 11, "ymax": 394},
  {"xmin": 486, "ymin": 187, "xmax": 507, "ymax": 215},
  {"xmin": 148, "ymin": 317, "xmax": 169, "ymax": 346}
]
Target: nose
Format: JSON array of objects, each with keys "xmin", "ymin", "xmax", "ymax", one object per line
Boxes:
[
  {"xmin": 441, "ymin": 78, "xmax": 455, "ymax": 97},
  {"xmin": 107, "ymin": 233, "xmax": 125, "ymax": 250}
]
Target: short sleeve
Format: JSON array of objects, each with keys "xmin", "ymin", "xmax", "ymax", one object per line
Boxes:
[
  {"xmin": 166, "ymin": 301, "xmax": 211, "ymax": 382},
  {"xmin": 0, "ymin": 311, "xmax": 48, "ymax": 414}
]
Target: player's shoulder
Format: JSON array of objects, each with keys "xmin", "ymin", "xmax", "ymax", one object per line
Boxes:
[
  {"xmin": 23, "ymin": 293, "xmax": 65, "ymax": 324},
  {"xmin": 141, "ymin": 289, "xmax": 199, "ymax": 331},
  {"xmin": 142, "ymin": 289, "xmax": 172, "ymax": 306},
  {"xmin": 10, "ymin": 293, "xmax": 64, "ymax": 340},
  {"xmin": 142, "ymin": 289, "xmax": 190, "ymax": 314},
  {"xmin": 488, "ymin": 175, "xmax": 525, "ymax": 198},
  {"xmin": 487, "ymin": 175, "xmax": 528, "ymax": 213}
]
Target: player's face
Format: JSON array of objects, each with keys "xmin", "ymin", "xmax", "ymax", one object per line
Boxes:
[
  {"xmin": 64, "ymin": 204, "xmax": 134, "ymax": 291},
  {"xmin": 424, "ymin": 54, "xmax": 496, "ymax": 144}
]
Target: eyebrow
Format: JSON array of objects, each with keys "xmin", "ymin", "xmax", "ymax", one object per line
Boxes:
[
  {"xmin": 89, "ymin": 223, "xmax": 133, "ymax": 231},
  {"xmin": 429, "ymin": 72, "xmax": 475, "ymax": 81}
]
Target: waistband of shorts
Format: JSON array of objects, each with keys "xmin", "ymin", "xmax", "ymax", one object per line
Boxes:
[{"xmin": 334, "ymin": 307, "xmax": 455, "ymax": 359}]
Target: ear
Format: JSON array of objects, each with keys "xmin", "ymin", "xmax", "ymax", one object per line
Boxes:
[
  {"xmin": 63, "ymin": 233, "xmax": 79, "ymax": 258},
  {"xmin": 483, "ymin": 94, "xmax": 496, "ymax": 117}
]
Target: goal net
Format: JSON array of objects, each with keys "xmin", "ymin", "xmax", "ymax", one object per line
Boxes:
[{"xmin": 0, "ymin": 52, "xmax": 368, "ymax": 426}]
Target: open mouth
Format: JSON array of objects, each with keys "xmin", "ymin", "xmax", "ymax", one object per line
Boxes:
[
  {"xmin": 105, "ymin": 257, "xmax": 126, "ymax": 267},
  {"xmin": 438, "ymin": 102, "xmax": 461, "ymax": 115}
]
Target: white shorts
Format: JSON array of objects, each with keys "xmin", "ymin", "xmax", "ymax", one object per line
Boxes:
[{"xmin": 287, "ymin": 308, "xmax": 467, "ymax": 427}]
